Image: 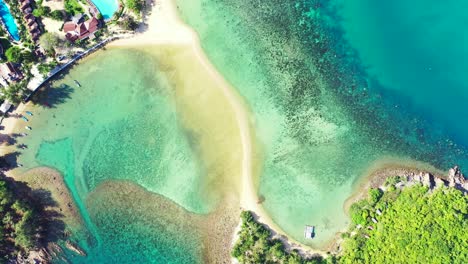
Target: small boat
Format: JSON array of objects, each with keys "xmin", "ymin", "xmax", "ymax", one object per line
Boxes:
[
  {"xmin": 25, "ymin": 111, "xmax": 33, "ymax": 116},
  {"xmin": 304, "ymin": 225, "xmax": 315, "ymax": 239},
  {"xmin": 74, "ymin": 80, "xmax": 81, "ymax": 87},
  {"xmin": 21, "ymin": 116, "xmax": 28, "ymax": 122},
  {"xmin": 25, "ymin": 126, "xmax": 32, "ymax": 130}
]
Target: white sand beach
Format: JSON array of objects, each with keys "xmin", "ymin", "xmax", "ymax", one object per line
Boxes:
[{"xmin": 112, "ymin": 0, "xmax": 327, "ymax": 256}]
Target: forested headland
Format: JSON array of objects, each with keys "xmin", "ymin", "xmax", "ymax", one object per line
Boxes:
[
  {"xmin": 0, "ymin": 177, "xmax": 41, "ymax": 261},
  {"xmin": 232, "ymin": 175, "xmax": 468, "ymax": 264}
]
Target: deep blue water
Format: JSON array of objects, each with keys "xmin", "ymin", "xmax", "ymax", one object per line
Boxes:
[
  {"xmin": 334, "ymin": 0, "xmax": 468, "ymax": 151},
  {"xmin": 0, "ymin": 0, "xmax": 20, "ymax": 40}
]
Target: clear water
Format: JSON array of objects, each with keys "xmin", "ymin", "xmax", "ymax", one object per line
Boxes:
[
  {"xmin": 0, "ymin": 0, "xmax": 20, "ymax": 40},
  {"xmin": 176, "ymin": 0, "xmax": 468, "ymax": 247},
  {"xmin": 17, "ymin": 48, "xmax": 208, "ymax": 262},
  {"xmin": 91, "ymin": 0, "xmax": 119, "ymax": 20}
]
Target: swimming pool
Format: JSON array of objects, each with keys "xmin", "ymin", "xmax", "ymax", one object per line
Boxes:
[
  {"xmin": 91, "ymin": 0, "xmax": 119, "ymax": 20},
  {"xmin": 0, "ymin": 0, "xmax": 20, "ymax": 41}
]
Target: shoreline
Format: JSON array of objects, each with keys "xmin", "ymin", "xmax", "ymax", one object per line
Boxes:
[
  {"xmin": 111, "ymin": 0, "xmax": 331, "ymax": 256},
  {"xmin": 0, "ymin": 0, "xmax": 463, "ymax": 262}
]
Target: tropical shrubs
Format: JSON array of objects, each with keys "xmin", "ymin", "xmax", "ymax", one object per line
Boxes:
[
  {"xmin": 232, "ymin": 211, "xmax": 327, "ymax": 264},
  {"xmin": 340, "ymin": 185, "xmax": 468, "ymax": 263},
  {"xmin": 0, "ymin": 178, "xmax": 40, "ymax": 261}
]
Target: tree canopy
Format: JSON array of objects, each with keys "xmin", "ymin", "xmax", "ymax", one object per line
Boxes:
[
  {"xmin": 340, "ymin": 185, "xmax": 468, "ymax": 264},
  {"xmin": 39, "ymin": 32, "xmax": 64, "ymax": 52},
  {"xmin": 5, "ymin": 46, "xmax": 22, "ymax": 63},
  {"xmin": 232, "ymin": 211, "xmax": 328, "ymax": 264},
  {"xmin": 126, "ymin": 0, "xmax": 144, "ymax": 13},
  {"xmin": 0, "ymin": 178, "xmax": 40, "ymax": 261}
]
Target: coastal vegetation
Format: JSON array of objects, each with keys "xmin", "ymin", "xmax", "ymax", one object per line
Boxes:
[
  {"xmin": 0, "ymin": 177, "xmax": 40, "ymax": 261},
  {"xmin": 232, "ymin": 211, "xmax": 328, "ymax": 264},
  {"xmin": 126, "ymin": 0, "xmax": 145, "ymax": 13},
  {"xmin": 5, "ymin": 46, "xmax": 22, "ymax": 63},
  {"xmin": 233, "ymin": 177, "xmax": 467, "ymax": 264},
  {"xmin": 64, "ymin": 0, "xmax": 84, "ymax": 16},
  {"xmin": 118, "ymin": 16, "xmax": 139, "ymax": 31},
  {"xmin": 340, "ymin": 182, "xmax": 468, "ymax": 263}
]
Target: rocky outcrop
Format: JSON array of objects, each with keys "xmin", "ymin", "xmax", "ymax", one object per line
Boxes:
[
  {"xmin": 14, "ymin": 248, "xmax": 51, "ymax": 264},
  {"xmin": 447, "ymin": 166, "xmax": 467, "ymax": 191},
  {"xmin": 65, "ymin": 240, "xmax": 87, "ymax": 256},
  {"xmin": 403, "ymin": 166, "xmax": 466, "ymax": 193}
]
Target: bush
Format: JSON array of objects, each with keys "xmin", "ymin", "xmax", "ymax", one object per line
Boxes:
[
  {"xmin": 50, "ymin": 10, "xmax": 64, "ymax": 21},
  {"xmin": 64, "ymin": 0, "xmax": 84, "ymax": 15},
  {"xmin": 126, "ymin": 0, "xmax": 144, "ymax": 13},
  {"xmin": 118, "ymin": 16, "xmax": 139, "ymax": 31},
  {"xmin": 368, "ymin": 188, "xmax": 383, "ymax": 205},
  {"xmin": 32, "ymin": 6, "xmax": 51, "ymax": 17}
]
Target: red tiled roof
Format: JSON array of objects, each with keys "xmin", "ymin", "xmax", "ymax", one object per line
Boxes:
[
  {"xmin": 78, "ymin": 23, "xmax": 88, "ymax": 36},
  {"xmin": 63, "ymin": 22, "xmax": 76, "ymax": 33},
  {"xmin": 65, "ymin": 32, "xmax": 78, "ymax": 42},
  {"xmin": 63, "ymin": 16, "xmax": 100, "ymax": 41}
]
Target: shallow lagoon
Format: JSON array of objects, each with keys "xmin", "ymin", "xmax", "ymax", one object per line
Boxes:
[
  {"xmin": 176, "ymin": 0, "xmax": 468, "ymax": 246},
  {"xmin": 19, "ymin": 49, "xmax": 210, "ymax": 263}
]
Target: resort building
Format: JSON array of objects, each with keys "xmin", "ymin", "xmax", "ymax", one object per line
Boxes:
[
  {"xmin": 19, "ymin": 0, "xmax": 42, "ymax": 42},
  {"xmin": 0, "ymin": 100, "xmax": 12, "ymax": 114},
  {"xmin": 64, "ymin": 16, "xmax": 100, "ymax": 42},
  {"xmin": 0, "ymin": 63, "xmax": 23, "ymax": 84}
]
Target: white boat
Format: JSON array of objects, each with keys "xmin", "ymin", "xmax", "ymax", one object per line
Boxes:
[{"xmin": 25, "ymin": 126, "xmax": 32, "ymax": 130}]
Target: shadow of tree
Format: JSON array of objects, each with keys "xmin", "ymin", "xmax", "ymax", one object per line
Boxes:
[
  {"xmin": 30, "ymin": 189, "xmax": 67, "ymax": 244},
  {"xmin": 0, "ymin": 174, "xmax": 67, "ymax": 252},
  {"xmin": 0, "ymin": 151, "xmax": 21, "ymax": 170},
  {"xmin": 30, "ymin": 84, "xmax": 74, "ymax": 109},
  {"xmin": 0, "ymin": 133, "xmax": 17, "ymax": 145}
]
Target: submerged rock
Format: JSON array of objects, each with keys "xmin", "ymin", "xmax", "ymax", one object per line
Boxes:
[{"xmin": 65, "ymin": 240, "xmax": 87, "ymax": 256}]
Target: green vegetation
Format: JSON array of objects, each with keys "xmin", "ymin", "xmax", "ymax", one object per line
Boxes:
[
  {"xmin": 118, "ymin": 16, "xmax": 139, "ymax": 31},
  {"xmin": 3, "ymin": 0, "xmax": 34, "ymax": 46},
  {"xmin": 50, "ymin": 10, "xmax": 65, "ymax": 21},
  {"xmin": 38, "ymin": 32, "xmax": 64, "ymax": 54},
  {"xmin": 32, "ymin": 6, "xmax": 51, "ymax": 18},
  {"xmin": 5, "ymin": 46, "xmax": 22, "ymax": 63},
  {"xmin": 0, "ymin": 178, "xmax": 40, "ymax": 261},
  {"xmin": 1, "ymin": 82, "xmax": 27, "ymax": 104},
  {"xmin": 340, "ymin": 184, "xmax": 468, "ymax": 263},
  {"xmin": 37, "ymin": 61, "xmax": 58, "ymax": 77},
  {"xmin": 232, "ymin": 211, "xmax": 329, "ymax": 264},
  {"xmin": 64, "ymin": 0, "xmax": 84, "ymax": 15},
  {"xmin": 126, "ymin": 0, "xmax": 144, "ymax": 13}
]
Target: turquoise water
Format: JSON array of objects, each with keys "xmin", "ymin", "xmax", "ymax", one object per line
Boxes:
[
  {"xmin": 176, "ymin": 0, "xmax": 468, "ymax": 246},
  {"xmin": 17, "ymin": 48, "xmax": 208, "ymax": 262},
  {"xmin": 334, "ymin": 0, "xmax": 468, "ymax": 147},
  {"xmin": 0, "ymin": 0, "xmax": 20, "ymax": 40},
  {"xmin": 91, "ymin": 0, "xmax": 119, "ymax": 20}
]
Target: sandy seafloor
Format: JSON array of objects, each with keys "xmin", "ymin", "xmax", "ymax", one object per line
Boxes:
[{"xmin": 1, "ymin": 0, "xmax": 468, "ymax": 262}]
